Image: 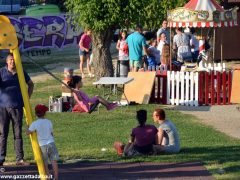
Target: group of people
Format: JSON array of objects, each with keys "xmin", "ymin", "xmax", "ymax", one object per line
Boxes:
[
  {"xmin": 116, "ymin": 22, "xmax": 171, "ymax": 74},
  {"xmin": 116, "ymin": 20, "xmax": 202, "ymax": 76},
  {"xmin": 114, "ymin": 108, "xmax": 180, "ymax": 157},
  {"xmin": 0, "ymin": 21, "xmax": 187, "ymax": 179},
  {"xmin": 0, "ymin": 53, "xmax": 59, "ymax": 179},
  {"xmin": 173, "ymin": 27, "xmax": 200, "ymax": 63}
]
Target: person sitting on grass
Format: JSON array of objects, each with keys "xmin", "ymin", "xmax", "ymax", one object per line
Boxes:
[
  {"xmin": 152, "ymin": 108, "xmax": 180, "ymax": 154},
  {"xmin": 68, "ymin": 75, "xmax": 118, "ymax": 113},
  {"xmin": 114, "ymin": 109, "xmax": 158, "ymax": 157},
  {"xmin": 26, "ymin": 104, "xmax": 59, "ymax": 180}
]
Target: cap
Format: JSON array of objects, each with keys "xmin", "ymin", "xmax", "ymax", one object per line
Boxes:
[{"xmin": 35, "ymin": 104, "xmax": 49, "ymax": 117}]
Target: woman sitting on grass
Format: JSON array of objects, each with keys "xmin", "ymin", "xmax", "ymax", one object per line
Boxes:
[
  {"xmin": 114, "ymin": 109, "xmax": 158, "ymax": 157},
  {"xmin": 68, "ymin": 75, "xmax": 118, "ymax": 113}
]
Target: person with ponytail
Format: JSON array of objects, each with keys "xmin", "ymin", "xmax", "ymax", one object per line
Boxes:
[
  {"xmin": 114, "ymin": 109, "xmax": 158, "ymax": 157},
  {"xmin": 68, "ymin": 75, "xmax": 118, "ymax": 113}
]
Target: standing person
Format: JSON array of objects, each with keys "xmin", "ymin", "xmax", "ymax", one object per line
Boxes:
[
  {"xmin": 152, "ymin": 108, "xmax": 180, "ymax": 154},
  {"xmin": 27, "ymin": 104, "xmax": 59, "ymax": 180},
  {"xmin": 173, "ymin": 27, "xmax": 192, "ymax": 63},
  {"xmin": 157, "ymin": 20, "xmax": 170, "ymax": 44},
  {"xmin": 114, "ymin": 109, "xmax": 158, "ymax": 157},
  {"xmin": 147, "ymin": 38, "xmax": 159, "ymax": 71},
  {"xmin": 189, "ymin": 28, "xmax": 199, "ymax": 62},
  {"xmin": 68, "ymin": 75, "xmax": 118, "ymax": 113},
  {"xmin": 126, "ymin": 24, "xmax": 148, "ymax": 72},
  {"xmin": 157, "ymin": 33, "xmax": 170, "ymax": 71},
  {"xmin": 79, "ymin": 29, "xmax": 94, "ymax": 78},
  {"xmin": 0, "ymin": 53, "xmax": 34, "ymax": 166},
  {"xmin": 116, "ymin": 30, "xmax": 129, "ymax": 77}
]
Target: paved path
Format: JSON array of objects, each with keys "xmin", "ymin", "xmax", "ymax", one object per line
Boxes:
[
  {"xmin": 173, "ymin": 104, "xmax": 240, "ymax": 139},
  {"xmin": 1, "ymin": 161, "xmax": 214, "ymax": 180}
]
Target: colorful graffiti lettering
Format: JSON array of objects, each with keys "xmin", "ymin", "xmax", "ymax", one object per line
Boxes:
[{"xmin": 9, "ymin": 15, "xmax": 82, "ymax": 51}]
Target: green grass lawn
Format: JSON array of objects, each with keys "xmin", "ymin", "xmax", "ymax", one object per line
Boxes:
[{"xmin": 1, "ymin": 49, "xmax": 240, "ymax": 179}]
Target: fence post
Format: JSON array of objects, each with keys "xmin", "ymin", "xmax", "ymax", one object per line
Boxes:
[
  {"xmin": 228, "ymin": 71, "xmax": 232, "ymax": 104},
  {"xmin": 190, "ymin": 72, "xmax": 194, "ymax": 106},
  {"xmin": 162, "ymin": 74, "xmax": 167, "ymax": 104},
  {"xmin": 176, "ymin": 71, "xmax": 180, "ymax": 105},
  {"xmin": 185, "ymin": 72, "xmax": 190, "ymax": 106},
  {"xmin": 211, "ymin": 71, "xmax": 215, "ymax": 105},
  {"xmin": 222, "ymin": 71, "xmax": 227, "ymax": 105},
  {"xmin": 217, "ymin": 71, "xmax": 221, "ymax": 105},
  {"xmin": 180, "ymin": 71, "xmax": 185, "ymax": 105},
  {"xmin": 205, "ymin": 72, "xmax": 209, "ymax": 105},
  {"xmin": 199, "ymin": 72, "xmax": 203, "ymax": 105},
  {"xmin": 167, "ymin": 71, "xmax": 171, "ymax": 104},
  {"xmin": 194, "ymin": 72, "xmax": 199, "ymax": 106},
  {"xmin": 171, "ymin": 71, "xmax": 175, "ymax": 105}
]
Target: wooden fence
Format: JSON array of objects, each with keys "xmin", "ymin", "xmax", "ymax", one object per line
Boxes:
[
  {"xmin": 198, "ymin": 71, "xmax": 232, "ymax": 105},
  {"xmin": 150, "ymin": 70, "xmax": 232, "ymax": 106}
]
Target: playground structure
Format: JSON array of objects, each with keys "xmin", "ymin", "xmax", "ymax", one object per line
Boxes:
[{"xmin": 0, "ymin": 15, "xmax": 47, "ymax": 179}]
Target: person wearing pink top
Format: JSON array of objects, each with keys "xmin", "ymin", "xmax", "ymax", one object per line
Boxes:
[
  {"xmin": 79, "ymin": 29, "xmax": 94, "ymax": 78},
  {"xmin": 68, "ymin": 75, "xmax": 118, "ymax": 113},
  {"xmin": 114, "ymin": 110, "xmax": 158, "ymax": 156}
]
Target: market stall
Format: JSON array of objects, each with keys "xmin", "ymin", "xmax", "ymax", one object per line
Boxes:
[{"xmin": 167, "ymin": 0, "xmax": 238, "ymax": 70}]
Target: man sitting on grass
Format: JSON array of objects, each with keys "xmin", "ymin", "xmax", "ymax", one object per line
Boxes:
[{"xmin": 152, "ymin": 108, "xmax": 180, "ymax": 154}]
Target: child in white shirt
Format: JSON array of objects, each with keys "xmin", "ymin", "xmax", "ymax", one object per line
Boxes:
[{"xmin": 27, "ymin": 104, "xmax": 59, "ymax": 180}]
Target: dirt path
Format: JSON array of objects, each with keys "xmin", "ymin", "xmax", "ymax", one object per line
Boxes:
[{"xmin": 172, "ymin": 105, "xmax": 240, "ymax": 139}]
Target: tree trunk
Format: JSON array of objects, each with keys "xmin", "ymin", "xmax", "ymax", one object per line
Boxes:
[{"xmin": 92, "ymin": 28, "xmax": 114, "ymax": 78}]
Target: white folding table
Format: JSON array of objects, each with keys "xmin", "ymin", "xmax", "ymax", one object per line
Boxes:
[{"xmin": 93, "ymin": 77, "xmax": 134, "ymax": 105}]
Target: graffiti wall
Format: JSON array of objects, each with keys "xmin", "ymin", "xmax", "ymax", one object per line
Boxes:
[{"xmin": 9, "ymin": 15, "xmax": 82, "ymax": 51}]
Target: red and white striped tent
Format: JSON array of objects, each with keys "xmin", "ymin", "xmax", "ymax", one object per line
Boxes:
[{"xmin": 167, "ymin": 0, "xmax": 238, "ymax": 28}]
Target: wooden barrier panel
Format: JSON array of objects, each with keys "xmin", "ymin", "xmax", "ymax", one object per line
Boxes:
[
  {"xmin": 231, "ymin": 70, "xmax": 240, "ymax": 103},
  {"xmin": 150, "ymin": 70, "xmax": 167, "ymax": 104},
  {"xmin": 124, "ymin": 72, "xmax": 156, "ymax": 104}
]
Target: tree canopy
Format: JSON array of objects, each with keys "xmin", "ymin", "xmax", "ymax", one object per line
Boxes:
[
  {"xmin": 64, "ymin": 0, "xmax": 190, "ymax": 77},
  {"xmin": 65, "ymin": 0, "xmax": 189, "ymax": 31}
]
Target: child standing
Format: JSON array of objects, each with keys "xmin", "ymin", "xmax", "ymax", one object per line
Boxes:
[
  {"xmin": 147, "ymin": 39, "xmax": 160, "ymax": 71},
  {"xmin": 26, "ymin": 104, "xmax": 59, "ymax": 180},
  {"xmin": 68, "ymin": 75, "xmax": 118, "ymax": 113},
  {"xmin": 116, "ymin": 30, "xmax": 129, "ymax": 61},
  {"xmin": 79, "ymin": 29, "xmax": 94, "ymax": 78},
  {"xmin": 116, "ymin": 30, "xmax": 129, "ymax": 77}
]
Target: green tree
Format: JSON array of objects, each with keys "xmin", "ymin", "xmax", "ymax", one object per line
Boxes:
[{"xmin": 65, "ymin": 0, "xmax": 187, "ymax": 77}]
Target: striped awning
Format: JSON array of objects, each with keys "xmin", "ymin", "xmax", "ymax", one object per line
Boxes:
[
  {"xmin": 167, "ymin": 0, "xmax": 238, "ymax": 28},
  {"xmin": 168, "ymin": 21, "xmax": 238, "ymax": 28}
]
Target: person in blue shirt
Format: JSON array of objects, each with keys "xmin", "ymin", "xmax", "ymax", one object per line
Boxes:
[
  {"xmin": 126, "ymin": 24, "xmax": 148, "ymax": 72},
  {"xmin": 0, "ymin": 53, "xmax": 34, "ymax": 166}
]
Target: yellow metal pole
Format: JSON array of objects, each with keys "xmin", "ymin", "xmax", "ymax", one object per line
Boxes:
[
  {"xmin": 0, "ymin": 14, "xmax": 47, "ymax": 179},
  {"xmin": 12, "ymin": 48, "xmax": 47, "ymax": 179}
]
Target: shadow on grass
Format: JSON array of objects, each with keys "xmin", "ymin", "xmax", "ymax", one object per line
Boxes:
[
  {"xmin": 180, "ymin": 146, "xmax": 240, "ymax": 163},
  {"xmin": 167, "ymin": 105, "xmax": 211, "ymax": 112}
]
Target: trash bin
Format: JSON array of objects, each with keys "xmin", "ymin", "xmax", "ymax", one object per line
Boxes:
[{"xmin": 119, "ymin": 60, "xmax": 129, "ymax": 77}]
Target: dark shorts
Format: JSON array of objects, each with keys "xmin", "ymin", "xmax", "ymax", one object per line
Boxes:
[
  {"xmin": 124, "ymin": 144, "xmax": 154, "ymax": 157},
  {"xmin": 79, "ymin": 49, "xmax": 91, "ymax": 56}
]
